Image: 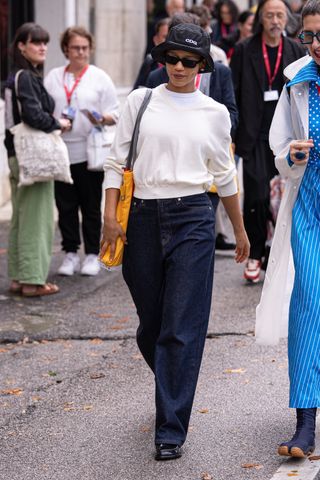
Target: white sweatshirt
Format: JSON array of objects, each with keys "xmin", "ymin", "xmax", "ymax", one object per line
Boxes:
[
  {"xmin": 45, "ymin": 65, "xmax": 119, "ymax": 164},
  {"xmin": 105, "ymin": 84, "xmax": 237, "ymax": 199}
]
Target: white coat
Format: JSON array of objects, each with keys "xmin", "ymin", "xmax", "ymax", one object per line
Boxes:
[{"xmin": 255, "ymin": 54, "xmax": 311, "ymax": 345}]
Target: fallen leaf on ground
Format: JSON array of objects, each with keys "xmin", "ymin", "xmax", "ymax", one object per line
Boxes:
[
  {"xmin": 63, "ymin": 402, "xmax": 75, "ymax": 412},
  {"xmin": 287, "ymin": 474, "xmax": 298, "ymax": 477},
  {"xmin": 132, "ymin": 354, "xmax": 143, "ymax": 360},
  {"xmin": 241, "ymin": 463, "xmax": 263, "ymax": 470},
  {"xmin": 198, "ymin": 408, "xmax": 209, "ymax": 414},
  {"xmin": 117, "ymin": 317, "xmax": 129, "ymax": 323},
  {"xmin": 48, "ymin": 371, "xmax": 57, "ymax": 377},
  {"xmin": 88, "ymin": 352, "xmax": 100, "ymax": 357},
  {"xmin": 90, "ymin": 312, "xmax": 113, "ymax": 319},
  {"xmin": 309, "ymin": 455, "xmax": 320, "ymax": 461},
  {"xmin": 140, "ymin": 425, "xmax": 151, "ymax": 432},
  {"xmin": 83, "ymin": 405, "xmax": 93, "ymax": 411},
  {"xmin": 1, "ymin": 388, "xmax": 23, "ymax": 396},
  {"xmin": 109, "ymin": 363, "xmax": 119, "ymax": 369},
  {"xmin": 0, "ymin": 348, "xmax": 9, "ymax": 353},
  {"xmin": 32, "ymin": 396, "xmax": 41, "ymax": 402},
  {"xmin": 224, "ymin": 368, "xmax": 246, "ymax": 374},
  {"xmin": 110, "ymin": 326, "xmax": 124, "ymax": 330},
  {"xmin": 90, "ymin": 338, "xmax": 103, "ymax": 344},
  {"xmin": 90, "ymin": 373, "xmax": 105, "ymax": 379},
  {"xmin": 201, "ymin": 472, "xmax": 213, "ymax": 480}
]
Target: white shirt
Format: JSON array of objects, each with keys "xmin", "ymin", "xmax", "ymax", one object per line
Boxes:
[
  {"xmin": 45, "ymin": 64, "xmax": 119, "ymax": 164},
  {"xmin": 105, "ymin": 84, "xmax": 237, "ymax": 199}
]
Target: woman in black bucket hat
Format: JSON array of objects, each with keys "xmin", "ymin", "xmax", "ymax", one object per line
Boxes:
[{"xmin": 101, "ymin": 23, "xmax": 249, "ymax": 461}]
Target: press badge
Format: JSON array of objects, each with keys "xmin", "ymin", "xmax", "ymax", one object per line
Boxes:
[
  {"xmin": 264, "ymin": 90, "xmax": 279, "ymax": 102},
  {"xmin": 62, "ymin": 105, "xmax": 76, "ymax": 121}
]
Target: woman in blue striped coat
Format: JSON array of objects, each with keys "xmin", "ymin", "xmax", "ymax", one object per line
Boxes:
[{"xmin": 256, "ymin": 0, "xmax": 320, "ymax": 458}]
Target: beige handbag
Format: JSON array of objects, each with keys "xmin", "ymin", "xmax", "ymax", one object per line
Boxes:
[{"xmin": 10, "ymin": 70, "xmax": 72, "ymax": 187}]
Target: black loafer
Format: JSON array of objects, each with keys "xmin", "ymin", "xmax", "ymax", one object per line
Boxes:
[{"xmin": 155, "ymin": 443, "xmax": 182, "ymax": 461}]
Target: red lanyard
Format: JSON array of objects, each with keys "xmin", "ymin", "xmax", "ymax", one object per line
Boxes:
[
  {"xmin": 221, "ymin": 23, "xmax": 234, "ymax": 38},
  {"xmin": 317, "ymin": 85, "xmax": 320, "ymax": 96},
  {"xmin": 262, "ymin": 37, "xmax": 283, "ymax": 90},
  {"xmin": 63, "ymin": 64, "xmax": 89, "ymax": 104},
  {"xmin": 195, "ymin": 74, "xmax": 201, "ymax": 89}
]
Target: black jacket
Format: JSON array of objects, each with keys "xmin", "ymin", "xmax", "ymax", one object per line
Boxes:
[
  {"xmin": 230, "ymin": 33, "xmax": 306, "ymax": 157},
  {"xmin": 145, "ymin": 62, "xmax": 238, "ymax": 140},
  {"xmin": 4, "ymin": 68, "xmax": 60, "ymax": 156}
]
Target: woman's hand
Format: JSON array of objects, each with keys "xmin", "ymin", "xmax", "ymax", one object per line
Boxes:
[
  {"xmin": 289, "ymin": 139, "xmax": 314, "ymax": 165},
  {"xmin": 58, "ymin": 118, "xmax": 72, "ymax": 132},
  {"xmin": 234, "ymin": 228, "xmax": 250, "ymax": 263},
  {"xmin": 100, "ymin": 217, "xmax": 127, "ymax": 261}
]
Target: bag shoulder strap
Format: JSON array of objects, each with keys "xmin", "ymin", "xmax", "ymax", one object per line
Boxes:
[
  {"xmin": 14, "ymin": 69, "xmax": 24, "ymax": 116},
  {"xmin": 126, "ymin": 88, "xmax": 152, "ymax": 169}
]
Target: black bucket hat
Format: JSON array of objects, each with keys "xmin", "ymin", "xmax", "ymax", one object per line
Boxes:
[{"xmin": 151, "ymin": 23, "xmax": 214, "ymax": 73}]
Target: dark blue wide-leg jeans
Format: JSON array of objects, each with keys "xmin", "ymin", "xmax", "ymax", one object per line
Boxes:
[{"xmin": 122, "ymin": 193, "xmax": 215, "ymax": 446}]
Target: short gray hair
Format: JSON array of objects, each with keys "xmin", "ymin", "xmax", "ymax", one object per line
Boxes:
[{"xmin": 302, "ymin": 0, "xmax": 320, "ymax": 21}]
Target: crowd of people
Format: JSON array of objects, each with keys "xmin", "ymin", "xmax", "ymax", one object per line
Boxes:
[{"xmin": 4, "ymin": 0, "xmax": 320, "ymax": 465}]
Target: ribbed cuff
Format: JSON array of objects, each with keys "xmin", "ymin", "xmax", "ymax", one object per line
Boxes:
[
  {"xmin": 104, "ymin": 169, "xmax": 123, "ymax": 189},
  {"xmin": 217, "ymin": 177, "xmax": 238, "ymax": 197}
]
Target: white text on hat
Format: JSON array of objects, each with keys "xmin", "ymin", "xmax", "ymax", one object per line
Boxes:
[{"xmin": 185, "ymin": 39, "xmax": 198, "ymax": 45}]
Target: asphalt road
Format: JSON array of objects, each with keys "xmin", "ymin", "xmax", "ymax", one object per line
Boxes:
[{"xmin": 0, "ymin": 220, "xmax": 318, "ymax": 480}]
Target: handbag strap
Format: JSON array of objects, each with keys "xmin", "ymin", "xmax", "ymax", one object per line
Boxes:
[
  {"xmin": 126, "ymin": 88, "xmax": 152, "ymax": 170},
  {"xmin": 14, "ymin": 69, "xmax": 24, "ymax": 116}
]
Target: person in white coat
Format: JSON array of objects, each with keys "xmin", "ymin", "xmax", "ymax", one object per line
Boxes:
[{"xmin": 256, "ymin": 0, "xmax": 320, "ymax": 459}]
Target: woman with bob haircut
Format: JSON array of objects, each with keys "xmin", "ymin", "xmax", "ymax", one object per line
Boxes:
[
  {"xmin": 4, "ymin": 22, "xmax": 71, "ymax": 297},
  {"xmin": 101, "ymin": 23, "xmax": 249, "ymax": 461},
  {"xmin": 256, "ymin": 0, "xmax": 320, "ymax": 459},
  {"xmin": 45, "ymin": 26, "xmax": 119, "ymax": 277}
]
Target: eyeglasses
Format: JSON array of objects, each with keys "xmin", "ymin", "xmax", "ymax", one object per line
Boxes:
[
  {"xmin": 68, "ymin": 45, "xmax": 90, "ymax": 52},
  {"xmin": 164, "ymin": 53, "xmax": 202, "ymax": 68},
  {"xmin": 298, "ymin": 30, "xmax": 320, "ymax": 44}
]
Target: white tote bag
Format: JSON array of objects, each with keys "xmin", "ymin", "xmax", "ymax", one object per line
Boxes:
[
  {"xmin": 11, "ymin": 70, "xmax": 72, "ymax": 187},
  {"xmin": 86, "ymin": 126, "xmax": 115, "ymax": 171}
]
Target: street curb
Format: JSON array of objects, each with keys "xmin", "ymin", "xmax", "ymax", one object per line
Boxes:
[{"xmin": 269, "ymin": 422, "xmax": 320, "ymax": 480}]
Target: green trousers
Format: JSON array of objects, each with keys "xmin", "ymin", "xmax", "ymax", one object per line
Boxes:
[{"xmin": 7, "ymin": 156, "xmax": 54, "ymax": 285}]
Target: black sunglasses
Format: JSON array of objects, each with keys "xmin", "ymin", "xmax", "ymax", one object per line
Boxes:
[
  {"xmin": 164, "ymin": 53, "xmax": 202, "ymax": 69},
  {"xmin": 298, "ymin": 30, "xmax": 320, "ymax": 45}
]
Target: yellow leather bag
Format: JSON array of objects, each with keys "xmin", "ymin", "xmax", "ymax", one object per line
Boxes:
[{"xmin": 100, "ymin": 89, "xmax": 152, "ymax": 269}]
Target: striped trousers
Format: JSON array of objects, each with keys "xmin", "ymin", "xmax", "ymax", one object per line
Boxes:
[{"xmin": 288, "ymin": 163, "xmax": 320, "ymax": 408}]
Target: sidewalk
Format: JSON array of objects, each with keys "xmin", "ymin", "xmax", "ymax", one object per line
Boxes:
[{"xmin": 1, "ymin": 203, "xmax": 320, "ymax": 479}]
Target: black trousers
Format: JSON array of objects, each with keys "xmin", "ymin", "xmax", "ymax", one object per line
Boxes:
[
  {"xmin": 242, "ymin": 138, "xmax": 278, "ymax": 260},
  {"xmin": 54, "ymin": 161, "xmax": 104, "ymax": 254}
]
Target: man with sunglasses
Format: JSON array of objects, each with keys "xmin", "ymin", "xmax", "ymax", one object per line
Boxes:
[{"xmin": 230, "ymin": 0, "xmax": 305, "ymax": 285}]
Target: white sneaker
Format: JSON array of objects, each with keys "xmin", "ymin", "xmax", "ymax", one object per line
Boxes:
[
  {"xmin": 58, "ymin": 252, "xmax": 80, "ymax": 276},
  {"xmin": 81, "ymin": 254, "xmax": 100, "ymax": 276}
]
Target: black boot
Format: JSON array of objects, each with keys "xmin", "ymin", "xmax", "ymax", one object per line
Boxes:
[{"xmin": 278, "ymin": 408, "xmax": 317, "ymax": 457}]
